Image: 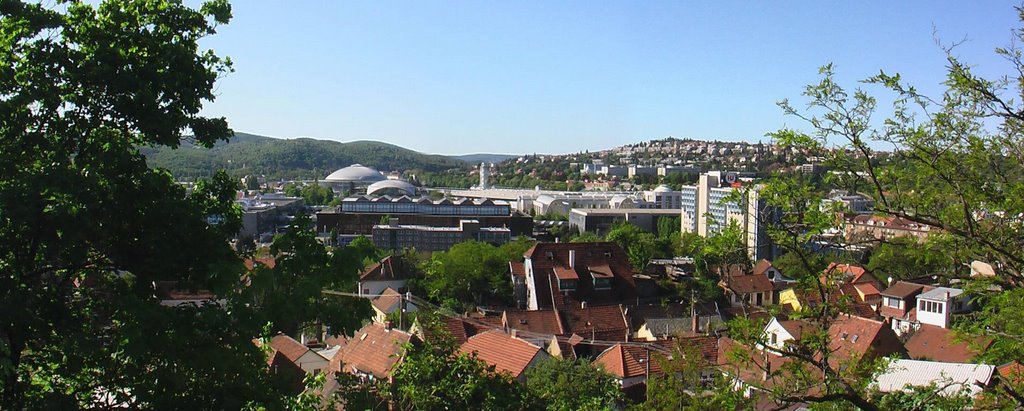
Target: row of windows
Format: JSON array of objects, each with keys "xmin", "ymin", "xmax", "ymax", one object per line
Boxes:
[
  {"xmin": 920, "ymin": 300, "xmax": 944, "ymax": 314},
  {"xmin": 343, "ymin": 204, "xmax": 509, "ymax": 215}
]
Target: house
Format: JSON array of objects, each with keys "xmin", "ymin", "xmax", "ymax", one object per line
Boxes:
[
  {"xmin": 879, "ymin": 281, "xmax": 970, "ymax": 335},
  {"xmin": 915, "ymin": 286, "xmax": 971, "ymax": 329},
  {"xmin": 369, "ymin": 287, "xmax": 418, "ymax": 324},
  {"xmin": 262, "ymin": 334, "xmax": 329, "ymax": 374},
  {"xmin": 331, "ymin": 322, "xmax": 415, "ymax": 381},
  {"xmin": 751, "ymin": 259, "xmax": 794, "ymax": 284},
  {"xmin": 759, "ymin": 315, "xmax": 905, "ymax": 367},
  {"xmin": 633, "ymin": 302, "xmax": 725, "ymax": 341},
  {"xmin": 502, "ymin": 309, "xmax": 565, "ymax": 337},
  {"xmin": 459, "ymin": 330, "xmax": 550, "ymax": 382},
  {"xmin": 594, "ymin": 344, "xmax": 665, "ymax": 389},
  {"xmin": 778, "ymin": 263, "xmax": 883, "ymax": 319},
  {"xmin": 878, "ymin": 281, "xmax": 929, "ymax": 335},
  {"xmin": 561, "ymin": 304, "xmax": 631, "ymax": 342},
  {"xmin": 718, "ymin": 264, "xmax": 777, "ymax": 307},
  {"xmin": 358, "ymin": 255, "xmax": 414, "ymax": 297},
  {"xmin": 521, "ymin": 242, "xmax": 636, "ymax": 311},
  {"xmin": 874, "ymin": 359, "xmax": 995, "ymax": 397},
  {"xmin": 412, "ymin": 315, "xmax": 495, "ymax": 345}
]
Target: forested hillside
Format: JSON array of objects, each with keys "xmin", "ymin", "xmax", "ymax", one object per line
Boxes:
[{"xmin": 142, "ymin": 132, "xmax": 469, "ymax": 180}]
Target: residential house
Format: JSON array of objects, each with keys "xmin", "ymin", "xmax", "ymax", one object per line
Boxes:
[
  {"xmin": 263, "ymin": 334, "xmax": 329, "ymax": 374},
  {"xmin": 719, "ymin": 264, "xmax": 777, "ymax": 307},
  {"xmin": 760, "ymin": 315, "xmax": 905, "ymax": 367},
  {"xmin": 879, "ymin": 281, "xmax": 971, "ymax": 335},
  {"xmin": 369, "ymin": 287, "xmax": 418, "ymax": 325},
  {"xmin": 594, "ymin": 344, "xmax": 665, "ymax": 389},
  {"xmin": 521, "ymin": 242, "xmax": 636, "ymax": 311},
  {"xmin": 459, "ymin": 330, "xmax": 551, "ymax": 383},
  {"xmin": 358, "ymin": 255, "xmax": 414, "ymax": 297}
]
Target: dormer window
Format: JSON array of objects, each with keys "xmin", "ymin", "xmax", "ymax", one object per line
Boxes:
[
  {"xmin": 594, "ymin": 278, "xmax": 612, "ymax": 290},
  {"xmin": 558, "ymin": 279, "xmax": 577, "ymax": 291}
]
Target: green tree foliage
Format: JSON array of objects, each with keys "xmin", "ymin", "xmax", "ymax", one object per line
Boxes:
[
  {"xmin": 606, "ymin": 222, "xmax": 658, "ymax": 270},
  {"xmin": 639, "ymin": 340, "xmax": 749, "ymax": 411},
  {"xmin": 0, "ymin": 0, "xmax": 303, "ymax": 408},
  {"xmin": 865, "ymin": 235, "xmax": 955, "ymax": 281},
  {"xmin": 243, "ymin": 214, "xmax": 372, "ymax": 337},
  {"xmin": 723, "ymin": 9, "xmax": 1024, "ymax": 408},
  {"xmin": 143, "ymin": 132, "xmax": 467, "ymax": 180},
  {"xmin": 524, "ymin": 358, "xmax": 623, "ymax": 411},
  {"xmin": 415, "ymin": 239, "xmax": 534, "ymax": 310},
  {"xmin": 283, "ymin": 182, "xmax": 335, "ymax": 206}
]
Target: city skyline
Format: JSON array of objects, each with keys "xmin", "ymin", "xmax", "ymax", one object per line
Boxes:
[{"xmin": 199, "ymin": 1, "xmax": 1020, "ymax": 155}]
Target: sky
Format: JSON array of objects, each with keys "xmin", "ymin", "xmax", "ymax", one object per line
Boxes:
[{"xmin": 198, "ymin": 1, "xmax": 1022, "ymax": 155}]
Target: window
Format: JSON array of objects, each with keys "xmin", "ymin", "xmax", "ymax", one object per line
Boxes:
[
  {"xmin": 887, "ymin": 297, "xmax": 900, "ymax": 308},
  {"xmin": 594, "ymin": 278, "xmax": 612, "ymax": 290},
  {"xmin": 770, "ymin": 332, "xmax": 777, "ymax": 345},
  {"xmin": 558, "ymin": 279, "xmax": 577, "ymax": 291}
]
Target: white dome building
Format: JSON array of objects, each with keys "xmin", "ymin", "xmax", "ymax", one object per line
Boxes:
[
  {"xmin": 366, "ymin": 179, "xmax": 418, "ymax": 197},
  {"xmin": 324, "ymin": 164, "xmax": 387, "ymax": 184}
]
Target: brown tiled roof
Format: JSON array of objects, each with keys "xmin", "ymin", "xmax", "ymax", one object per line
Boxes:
[
  {"xmin": 998, "ymin": 362, "xmax": 1024, "ymax": 385},
  {"xmin": 594, "ymin": 344, "xmax": 664, "ymax": 379},
  {"xmin": 360, "ymin": 255, "xmax": 414, "ymax": 282},
  {"xmin": 153, "ymin": 281, "xmax": 216, "ymax": 301},
  {"xmin": 676, "ymin": 335, "xmax": 720, "ymax": 366},
  {"xmin": 371, "ymin": 287, "xmax": 403, "ymax": 313},
  {"xmin": 553, "ymin": 266, "xmax": 579, "ymax": 280},
  {"xmin": 331, "ymin": 322, "xmax": 414, "ymax": 379},
  {"xmin": 727, "ymin": 274, "xmax": 775, "ymax": 294},
  {"xmin": 880, "ymin": 281, "xmax": 928, "ymax": 299},
  {"xmin": 269, "ymin": 334, "xmax": 310, "ymax": 364},
  {"xmin": 751, "ymin": 259, "xmax": 774, "ymax": 277},
  {"xmin": 503, "ymin": 310, "xmax": 565, "ymax": 335},
  {"xmin": 563, "ymin": 305, "xmax": 629, "ymax": 341},
  {"xmin": 905, "ymin": 325, "xmax": 990, "ymax": 363},
  {"xmin": 525, "ymin": 242, "xmax": 636, "ymax": 309},
  {"xmin": 267, "ymin": 350, "xmax": 306, "ymax": 394},
  {"xmin": 459, "ymin": 330, "xmax": 545, "ymax": 379}
]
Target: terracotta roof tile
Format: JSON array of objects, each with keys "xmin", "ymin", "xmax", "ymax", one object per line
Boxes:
[
  {"xmin": 331, "ymin": 322, "xmax": 414, "ymax": 379},
  {"xmin": 269, "ymin": 334, "xmax": 310, "ymax": 364},
  {"xmin": 460, "ymin": 330, "xmax": 546, "ymax": 379},
  {"xmin": 905, "ymin": 324, "xmax": 991, "ymax": 363},
  {"xmin": 371, "ymin": 287, "xmax": 404, "ymax": 313},
  {"xmin": 244, "ymin": 257, "xmax": 276, "ymax": 270},
  {"xmin": 594, "ymin": 344, "xmax": 664, "ymax": 379},
  {"xmin": 880, "ymin": 281, "xmax": 929, "ymax": 299},
  {"xmin": 509, "ymin": 261, "xmax": 525, "ymax": 278},
  {"xmin": 751, "ymin": 259, "xmax": 774, "ymax": 277}
]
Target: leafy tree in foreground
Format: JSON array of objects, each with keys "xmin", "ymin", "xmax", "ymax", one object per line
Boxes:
[
  {"xmin": 0, "ymin": 0, "xmax": 300, "ymax": 408},
  {"xmin": 721, "ymin": 7, "xmax": 1024, "ymax": 409},
  {"xmin": 243, "ymin": 214, "xmax": 372, "ymax": 337},
  {"xmin": 524, "ymin": 358, "xmax": 623, "ymax": 411}
]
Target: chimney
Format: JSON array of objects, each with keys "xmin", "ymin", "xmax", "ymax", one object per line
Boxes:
[
  {"xmin": 510, "ymin": 329, "xmax": 517, "ymax": 338},
  {"xmin": 581, "ymin": 301, "xmax": 587, "ymax": 309},
  {"xmin": 569, "ymin": 249, "xmax": 576, "ymax": 269},
  {"xmin": 945, "ymin": 291, "xmax": 950, "ymax": 300}
]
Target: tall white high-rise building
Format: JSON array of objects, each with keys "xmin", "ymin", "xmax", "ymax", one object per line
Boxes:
[
  {"xmin": 479, "ymin": 162, "xmax": 490, "ymax": 189},
  {"xmin": 679, "ymin": 172, "xmax": 777, "ymax": 261}
]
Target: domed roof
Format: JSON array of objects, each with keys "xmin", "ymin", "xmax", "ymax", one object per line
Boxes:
[
  {"xmin": 324, "ymin": 164, "xmax": 386, "ymax": 183},
  {"xmin": 653, "ymin": 184, "xmax": 674, "ymax": 193},
  {"xmin": 366, "ymin": 179, "xmax": 417, "ymax": 196}
]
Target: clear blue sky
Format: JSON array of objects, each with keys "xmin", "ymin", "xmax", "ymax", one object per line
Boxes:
[{"xmin": 198, "ymin": 1, "xmax": 1021, "ymax": 155}]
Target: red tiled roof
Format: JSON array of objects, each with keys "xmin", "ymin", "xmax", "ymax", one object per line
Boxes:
[
  {"xmin": 828, "ymin": 315, "xmax": 905, "ymax": 363},
  {"xmin": 360, "ymin": 255, "xmax": 414, "ymax": 282},
  {"xmin": 460, "ymin": 330, "xmax": 545, "ymax": 379},
  {"xmin": 269, "ymin": 334, "xmax": 310, "ymax": 364},
  {"xmin": 905, "ymin": 324, "xmax": 991, "ymax": 363},
  {"xmin": 777, "ymin": 320, "xmax": 814, "ymax": 340},
  {"xmin": 751, "ymin": 259, "xmax": 774, "ymax": 277},
  {"xmin": 332, "ymin": 322, "xmax": 414, "ymax": 379},
  {"xmin": 503, "ymin": 310, "xmax": 565, "ymax": 335},
  {"xmin": 594, "ymin": 344, "xmax": 664, "ymax": 379}
]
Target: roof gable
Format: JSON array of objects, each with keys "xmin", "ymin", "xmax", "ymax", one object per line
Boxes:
[{"xmin": 459, "ymin": 330, "xmax": 545, "ymax": 378}]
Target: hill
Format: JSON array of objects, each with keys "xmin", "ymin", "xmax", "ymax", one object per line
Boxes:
[
  {"xmin": 142, "ymin": 132, "xmax": 468, "ymax": 180},
  {"xmin": 450, "ymin": 153, "xmax": 519, "ymax": 164}
]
